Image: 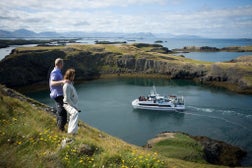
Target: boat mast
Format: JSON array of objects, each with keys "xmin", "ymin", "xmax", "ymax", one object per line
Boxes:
[{"xmin": 153, "ymin": 85, "xmax": 157, "ymax": 95}]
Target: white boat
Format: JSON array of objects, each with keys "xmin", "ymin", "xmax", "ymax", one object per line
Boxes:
[{"xmin": 132, "ymin": 86, "xmax": 185, "ymax": 111}]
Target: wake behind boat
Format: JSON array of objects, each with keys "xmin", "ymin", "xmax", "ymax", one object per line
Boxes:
[{"xmin": 132, "ymin": 86, "xmax": 185, "ymax": 111}]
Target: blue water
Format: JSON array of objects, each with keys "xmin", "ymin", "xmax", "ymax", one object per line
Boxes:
[
  {"xmin": 0, "ymin": 44, "xmax": 36, "ymax": 60},
  {"xmin": 77, "ymin": 37, "xmax": 252, "ymax": 62},
  {"xmin": 77, "ymin": 37, "xmax": 252, "ymax": 49},
  {"xmin": 26, "ymin": 78, "xmax": 252, "ymax": 166},
  {"xmin": 181, "ymin": 51, "xmax": 252, "ymax": 62}
]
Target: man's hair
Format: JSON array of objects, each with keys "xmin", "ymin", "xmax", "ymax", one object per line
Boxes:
[
  {"xmin": 64, "ymin": 68, "xmax": 75, "ymax": 81},
  {"xmin": 55, "ymin": 58, "xmax": 63, "ymax": 66}
]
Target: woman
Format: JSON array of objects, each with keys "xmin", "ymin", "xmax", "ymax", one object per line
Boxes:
[{"xmin": 63, "ymin": 68, "xmax": 80, "ymax": 134}]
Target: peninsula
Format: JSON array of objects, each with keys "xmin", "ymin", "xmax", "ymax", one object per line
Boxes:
[{"xmin": 0, "ymin": 43, "xmax": 252, "ymax": 94}]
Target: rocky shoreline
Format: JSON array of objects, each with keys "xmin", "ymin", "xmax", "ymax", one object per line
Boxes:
[
  {"xmin": 191, "ymin": 135, "xmax": 247, "ymax": 166},
  {"xmin": 0, "ymin": 43, "xmax": 252, "ymax": 94},
  {"xmin": 172, "ymin": 45, "xmax": 252, "ymax": 52},
  {"xmin": 145, "ymin": 132, "xmax": 247, "ymax": 167},
  {"xmin": 0, "ymin": 39, "xmax": 78, "ymax": 48}
]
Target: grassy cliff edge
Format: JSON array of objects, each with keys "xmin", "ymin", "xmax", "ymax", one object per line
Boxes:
[
  {"xmin": 0, "ymin": 44, "xmax": 251, "ymax": 94},
  {"xmin": 0, "ymin": 85, "xmax": 228, "ymax": 168}
]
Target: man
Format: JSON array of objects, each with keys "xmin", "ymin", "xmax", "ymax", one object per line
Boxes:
[{"xmin": 49, "ymin": 58, "xmax": 68, "ymax": 131}]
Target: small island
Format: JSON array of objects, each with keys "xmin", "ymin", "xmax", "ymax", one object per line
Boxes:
[
  {"xmin": 94, "ymin": 40, "xmax": 127, "ymax": 44},
  {"xmin": 172, "ymin": 45, "xmax": 252, "ymax": 52},
  {"xmin": 0, "ymin": 39, "xmax": 79, "ymax": 48}
]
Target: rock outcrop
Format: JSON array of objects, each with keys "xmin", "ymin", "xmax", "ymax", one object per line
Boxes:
[
  {"xmin": 173, "ymin": 45, "xmax": 252, "ymax": 52},
  {"xmin": 145, "ymin": 132, "xmax": 247, "ymax": 167},
  {"xmin": 0, "ymin": 49, "xmax": 65, "ymax": 86},
  {"xmin": 191, "ymin": 135, "xmax": 247, "ymax": 167},
  {"xmin": 202, "ymin": 56, "xmax": 252, "ymax": 92},
  {"xmin": 0, "ymin": 44, "xmax": 252, "ymax": 93},
  {"xmin": 0, "ymin": 44, "xmax": 205, "ymax": 87}
]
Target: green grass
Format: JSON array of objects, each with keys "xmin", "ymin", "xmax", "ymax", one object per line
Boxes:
[
  {"xmin": 241, "ymin": 76, "xmax": 252, "ymax": 87},
  {"xmin": 150, "ymin": 133, "xmax": 207, "ymax": 164}
]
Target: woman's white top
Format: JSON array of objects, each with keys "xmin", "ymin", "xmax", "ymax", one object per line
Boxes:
[{"xmin": 63, "ymin": 82, "xmax": 79, "ymax": 110}]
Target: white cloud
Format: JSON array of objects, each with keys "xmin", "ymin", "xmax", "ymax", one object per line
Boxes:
[
  {"xmin": 0, "ymin": 0, "xmax": 168, "ymax": 10},
  {"xmin": 158, "ymin": 5, "xmax": 252, "ymax": 37},
  {"xmin": 0, "ymin": 0, "xmax": 251, "ymax": 38}
]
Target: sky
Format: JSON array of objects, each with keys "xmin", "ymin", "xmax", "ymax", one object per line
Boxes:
[{"xmin": 0, "ymin": 0, "xmax": 252, "ymax": 38}]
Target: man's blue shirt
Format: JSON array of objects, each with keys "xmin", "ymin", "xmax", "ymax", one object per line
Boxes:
[{"xmin": 49, "ymin": 67, "xmax": 63, "ymax": 99}]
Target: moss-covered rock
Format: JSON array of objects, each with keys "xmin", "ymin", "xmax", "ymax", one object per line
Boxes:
[
  {"xmin": 202, "ymin": 56, "xmax": 252, "ymax": 93},
  {"xmin": 145, "ymin": 132, "xmax": 247, "ymax": 167}
]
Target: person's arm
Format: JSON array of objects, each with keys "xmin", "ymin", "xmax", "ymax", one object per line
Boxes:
[
  {"xmin": 50, "ymin": 72, "xmax": 69, "ymax": 86},
  {"xmin": 50, "ymin": 80, "xmax": 65, "ymax": 86}
]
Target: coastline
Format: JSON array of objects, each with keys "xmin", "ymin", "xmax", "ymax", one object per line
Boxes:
[
  {"xmin": 0, "ymin": 84, "xmax": 248, "ymax": 167},
  {"xmin": 15, "ymin": 73, "xmax": 252, "ymax": 95},
  {"xmin": 172, "ymin": 45, "xmax": 252, "ymax": 53},
  {"xmin": 0, "ymin": 43, "xmax": 252, "ymax": 94}
]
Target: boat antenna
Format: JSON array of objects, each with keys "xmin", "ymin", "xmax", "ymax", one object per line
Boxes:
[{"xmin": 153, "ymin": 85, "xmax": 157, "ymax": 95}]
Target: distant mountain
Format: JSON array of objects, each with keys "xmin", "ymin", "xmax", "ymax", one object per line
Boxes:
[
  {"xmin": 0, "ymin": 29, "xmax": 203, "ymax": 39},
  {"xmin": 61, "ymin": 31, "xmax": 155, "ymax": 38},
  {"xmin": 13, "ymin": 29, "xmax": 37, "ymax": 37},
  {"xmin": 0, "ymin": 30, "xmax": 12, "ymax": 37},
  {"xmin": 153, "ymin": 33, "xmax": 176, "ymax": 38},
  {"xmin": 172, "ymin": 34, "xmax": 203, "ymax": 39},
  {"xmin": 154, "ymin": 33, "xmax": 203, "ymax": 39},
  {"xmin": 38, "ymin": 31, "xmax": 61, "ymax": 37},
  {"xmin": 0, "ymin": 29, "xmax": 156, "ymax": 38}
]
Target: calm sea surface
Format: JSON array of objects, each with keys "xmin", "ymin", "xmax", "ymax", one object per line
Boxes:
[
  {"xmin": 0, "ymin": 44, "xmax": 36, "ymax": 60},
  {"xmin": 26, "ymin": 78, "xmax": 252, "ymax": 166}
]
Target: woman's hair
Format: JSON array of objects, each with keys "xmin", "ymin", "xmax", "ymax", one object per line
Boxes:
[{"xmin": 64, "ymin": 68, "xmax": 75, "ymax": 81}]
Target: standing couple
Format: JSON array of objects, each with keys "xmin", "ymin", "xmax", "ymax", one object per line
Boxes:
[{"xmin": 49, "ymin": 58, "xmax": 80, "ymax": 134}]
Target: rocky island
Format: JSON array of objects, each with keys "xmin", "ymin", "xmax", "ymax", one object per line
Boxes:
[
  {"xmin": 172, "ymin": 45, "xmax": 252, "ymax": 52},
  {"xmin": 0, "ymin": 39, "xmax": 78, "ymax": 48},
  {"xmin": 0, "ymin": 43, "xmax": 252, "ymax": 94}
]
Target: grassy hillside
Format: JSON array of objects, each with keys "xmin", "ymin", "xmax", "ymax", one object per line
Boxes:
[
  {"xmin": 147, "ymin": 133, "xmax": 207, "ymax": 164},
  {"xmin": 0, "ymin": 84, "xmax": 227, "ymax": 168}
]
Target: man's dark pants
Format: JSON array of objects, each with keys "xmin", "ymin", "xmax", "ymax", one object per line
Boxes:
[{"xmin": 54, "ymin": 96, "xmax": 67, "ymax": 131}]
